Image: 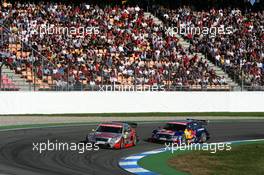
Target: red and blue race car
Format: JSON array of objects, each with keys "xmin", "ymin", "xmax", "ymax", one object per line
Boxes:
[
  {"xmin": 149, "ymin": 119, "xmax": 210, "ymax": 144},
  {"xmin": 86, "ymin": 122, "xmax": 138, "ymax": 149}
]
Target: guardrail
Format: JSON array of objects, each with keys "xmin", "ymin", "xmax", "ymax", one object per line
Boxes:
[{"xmin": 1, "ymin": 91, "xmax": 264, "ymax": 114}]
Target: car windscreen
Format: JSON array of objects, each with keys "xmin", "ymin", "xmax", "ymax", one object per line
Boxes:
[
  {"xmin": 163, "ymin": 123, "xmax": 186, "ymax": 131},
  {"xmin": 96, "ymin": 126, "xmax": 123, "ymax": 133}
]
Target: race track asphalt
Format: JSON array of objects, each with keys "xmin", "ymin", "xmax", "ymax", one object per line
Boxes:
[{"xmin": 0, "ymin": 120, "xmax": 263, "ymax": 175}]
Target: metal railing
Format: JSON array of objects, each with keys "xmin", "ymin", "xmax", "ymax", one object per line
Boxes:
[
  {"xmin": 0, "ymin": 83, "xmax": 250, "ymax": 91},
  {"xmin": 1, "ymin": 83, "xmax": 264, "ymax": 91}
]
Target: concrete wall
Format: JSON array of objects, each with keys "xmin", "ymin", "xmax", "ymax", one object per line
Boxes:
[{"xmin": 0, "ymin": 92, "xmax": 263, "ymax": 114}]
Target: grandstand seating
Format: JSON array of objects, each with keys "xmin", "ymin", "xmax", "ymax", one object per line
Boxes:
[
  {"xmin": 3, "ymin": 2, "xmax": 259, "ymax": 91},
  {"xmin": 0, "ymin": 75, "xmax": 19, "ymax": 90},
  {"xmin": 155, "ymin": 7, "xmax": 263, "ymax": 88}
]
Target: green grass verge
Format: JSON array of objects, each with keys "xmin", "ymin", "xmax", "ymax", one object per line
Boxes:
[
  {"xmin": 169, "ymin": 142, "xmax": 264, "ymax": 175},
  {"xmin": 138, "ymin": 151, "xmax": 190, "ymax": 175},
  {"xmin": 139, "ymin": 141, "xmax": 264, "ymax": 175},
  {"xmin": 1, "ymin": 112, "xmax": 264, "ymax": 117}
]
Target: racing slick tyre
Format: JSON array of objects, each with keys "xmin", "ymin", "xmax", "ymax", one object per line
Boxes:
[{"xmin": 199, "ymin": 132, "xmax": 207, "ymax": 143}]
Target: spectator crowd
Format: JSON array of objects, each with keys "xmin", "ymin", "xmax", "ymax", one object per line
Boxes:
[
  {"xmin": 1, "ymin": 2, "xmax": 241, "ymax": 90},
  {"xmin": 156, "ymin": 6, "xmax": 264, "ymax": 88}
]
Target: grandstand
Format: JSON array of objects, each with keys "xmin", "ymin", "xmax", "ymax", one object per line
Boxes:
[{"xmin": 0, "ymin": 0, "xmax": 263, "ymax": 91}]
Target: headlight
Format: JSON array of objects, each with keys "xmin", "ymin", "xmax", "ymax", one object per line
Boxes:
[{"xmin": 110, "ymin": 137, "xmax": 121, "ymax": 144}]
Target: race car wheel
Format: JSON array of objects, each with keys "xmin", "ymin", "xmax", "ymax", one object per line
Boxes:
[
  {"xmin": 200, "ymin": 132, "xmax": 207, "ymax": 143},
  {"xmin": 132, "ymin": 136, "xmax": 137, "ymax": 146},
  {"xmin": 120, "ymin": 138, "xmax": 125, "ymax": 149}
]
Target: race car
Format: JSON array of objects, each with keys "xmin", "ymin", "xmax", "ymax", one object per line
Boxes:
[
  {"xmin": 86, "ymin": 122, "xmax": 138, "ymax": 149},
  {"xmin": 149, "ymin": 119, "xmax": 210, "ymax": 144}
]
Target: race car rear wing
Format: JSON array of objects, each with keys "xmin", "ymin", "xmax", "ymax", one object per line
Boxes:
[{"xmin": 187, "ymin": 118, "xmax": 209, "ymax": 125}]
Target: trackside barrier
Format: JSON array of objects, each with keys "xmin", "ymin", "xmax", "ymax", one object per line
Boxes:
[{"xmin": 0, "ymin": 92, "xmax": 264, "ymax": 114}]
